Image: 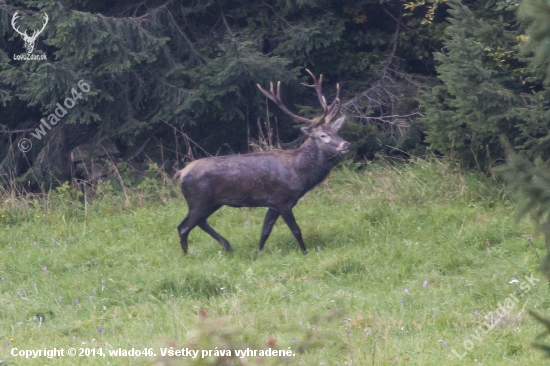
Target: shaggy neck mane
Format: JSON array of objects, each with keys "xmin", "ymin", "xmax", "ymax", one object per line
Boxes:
[{"xmin": 293, "ymin": 138, "xmax": 336, "ymax": 190}]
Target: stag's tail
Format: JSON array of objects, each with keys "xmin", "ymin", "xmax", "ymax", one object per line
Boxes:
[
  {"xmin": 173, "ymin": 161, "xmax": 198, "ymax": 183},
  {"xmin": 173, "ymin": 170, "xmax": 184, "ymax": 183}
]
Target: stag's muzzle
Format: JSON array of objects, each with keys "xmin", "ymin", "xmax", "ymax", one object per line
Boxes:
[{"xmin": 338, "ymin": 141, "xmax": 351, "ymax": 154}]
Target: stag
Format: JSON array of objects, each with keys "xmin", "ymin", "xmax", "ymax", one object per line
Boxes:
[
  {"xmin": 11, "ymin": 11, "xmax": 49, "ymax": 54},
  {"xmin": 174, "ymin": 70, "xmax": 350, "ymax": 254}
]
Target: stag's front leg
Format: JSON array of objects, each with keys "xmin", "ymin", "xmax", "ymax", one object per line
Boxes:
[
  {"xmin": 280, "ymin": 209, "xmax": 308, "ymax": 254},
  {"xmin": 258, "ymin": 208, "xmax": 280, "ymax": 251}
]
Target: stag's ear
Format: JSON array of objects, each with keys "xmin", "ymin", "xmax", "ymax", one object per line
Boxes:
[
  {"xmin": 331, "ymin": 116, "xmax": 345, "ymax": 132},
  {"xmin": 300, "ymin": 125, "xmax": 313, "ymax": 136}
]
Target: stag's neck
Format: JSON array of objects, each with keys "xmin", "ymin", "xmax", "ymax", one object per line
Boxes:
[{"xmin": 293, "ymin": 138, "xmax": 336, "ymax": 191}]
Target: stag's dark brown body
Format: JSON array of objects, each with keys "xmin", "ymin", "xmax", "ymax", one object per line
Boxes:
[{"xmin": 175, "ymin": 71, "xmax": 349, "ymax": 254}]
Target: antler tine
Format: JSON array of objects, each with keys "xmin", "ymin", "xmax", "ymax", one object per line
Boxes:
[
  {"xmin": 325, "ymin": 99, "xmax": 341, "ymax": 123},
  {"xmin": 324, "ymin": 83, "xmax": 341, "ymax": 124},
  {"xmin": 301, "ymin": 68, "xmax": 327, "ymax": 111},
  {"xmin": 257, "ymin": 82, "xmax": 315, "ymax": 124},
  {"xmin": 304, "ymin": 68, "xmax": 317, "ymax": 82},
  {"xmin": 324, "ymin": 83, "xmax": 340, "ymax": 108}
]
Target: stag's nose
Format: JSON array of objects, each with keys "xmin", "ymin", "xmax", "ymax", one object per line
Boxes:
[{"xmin": 343, "ymin": 142, "xmax": 350, "ymax": 150}]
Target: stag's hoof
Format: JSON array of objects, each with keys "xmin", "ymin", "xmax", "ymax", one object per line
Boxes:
[{"xmin": 220, "ymin": 241, "xmax": 232, "ymax": 252}]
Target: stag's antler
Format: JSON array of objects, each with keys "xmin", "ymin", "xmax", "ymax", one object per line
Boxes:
[
  {"xmin": 257, "ymin": 81, "xmax": 316, "ymax": 125},
  {"xmin": 301, "ymin": 69, "xmax": 327, "ymax": 115},
  {"xmin": 257, "ymin": 70, "xmax": 341, "ymax": 127},
  {"xmin": 324, "ymin": 82, "xmax": 341, "ymax": 124},
  {"xmin": 301, "ymin": 69, "xmax": 341, "ymax": 125}
]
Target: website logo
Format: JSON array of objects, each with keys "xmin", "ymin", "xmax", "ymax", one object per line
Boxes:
[{"xmin": 11, "ymin": 11, "xmax": 48, "ymax": 60}]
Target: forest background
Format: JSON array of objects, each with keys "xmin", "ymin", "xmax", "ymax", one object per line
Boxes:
[{"xmin": 1, "ymin": 0, "xmax": 549, "ymax": 187}]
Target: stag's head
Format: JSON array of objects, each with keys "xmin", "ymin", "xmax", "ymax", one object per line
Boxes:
[
  {"xmin": 300, "ymin": 115, "xmax": 349, "ymax": 155},
  {"xmin": 11, "ymin": 11, "xmax": 49, "ymax": 54},
  {"xmin": 257, "ymin": 69, "xmax": 350, "ymax": 156}
]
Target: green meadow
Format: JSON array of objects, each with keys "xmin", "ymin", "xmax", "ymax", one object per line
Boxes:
[{"xmin": 0, "ymin": 159, "xmax": 548, "ymax": 365}]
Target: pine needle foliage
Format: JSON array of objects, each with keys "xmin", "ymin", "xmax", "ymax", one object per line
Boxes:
[
  {"xmin": 421, "ymin": 0, "xmax": 550, "ymax": 171},
  {"xmin": 519, "ymin": 0, "xmax": 550, "ymax": 84}
]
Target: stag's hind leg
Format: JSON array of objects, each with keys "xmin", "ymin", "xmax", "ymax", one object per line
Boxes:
[
  {"xmin": 177, "ymin": 214, "xmax": 201, "ymax": 254},
  {"xmin": 198, "ymin": 219, "xmax": 232, "ymax": 252},
  {"xmin": 177, "ymin": 205, "xmax": 220, "ymax": 254}
]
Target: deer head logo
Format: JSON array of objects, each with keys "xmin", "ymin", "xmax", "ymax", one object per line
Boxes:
[{"xmin": 11, "ymin": 11, "xmax": 49, "ymax": 54}]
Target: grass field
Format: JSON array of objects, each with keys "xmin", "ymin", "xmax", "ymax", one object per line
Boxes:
[{"xmin": 0, "ymin": 158, "xmax": 548, "ymax": 365}]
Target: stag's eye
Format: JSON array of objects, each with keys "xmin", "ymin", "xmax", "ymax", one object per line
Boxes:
[{"xmin": 320, "ymin": 134, "xmax": 327, "ymax": 138}]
